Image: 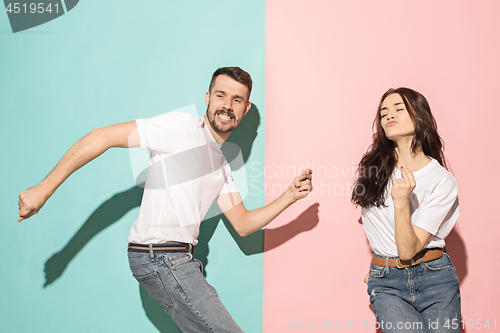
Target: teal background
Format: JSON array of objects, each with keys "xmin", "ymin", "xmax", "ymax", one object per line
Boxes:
[{"xmin": 0, "ymin": 1, "xmax": 265, "ymax": 332}]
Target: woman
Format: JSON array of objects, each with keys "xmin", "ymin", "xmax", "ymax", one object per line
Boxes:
[{"xmin": 352, "ymin": 88, "xmax": 461, "ymax": 333}]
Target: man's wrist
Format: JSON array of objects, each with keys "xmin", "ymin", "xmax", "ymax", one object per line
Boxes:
[
  {"xmin": 37, "ymin": 181, "xmax": 56, "ymax": 199},
  {"xmin": 283, "ymin": 188, "xmax": 298, "ymax": 205}
]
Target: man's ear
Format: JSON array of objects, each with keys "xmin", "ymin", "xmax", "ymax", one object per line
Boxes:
[
  {"xmin": 205, "ymin": 91, "xmax": 210, "ymax": 107},
  {"xmin": 243, "ymin": 101, "xmax": 252, "ymax": 116}
]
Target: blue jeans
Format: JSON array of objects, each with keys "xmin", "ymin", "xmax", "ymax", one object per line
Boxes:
[
  {"xmin": 128, "ymin": 245, "xmax": 244, "ymax": 333},
  {"xmin": 367, "ymin": 252, "xmax": 461, "ymax": 333}
]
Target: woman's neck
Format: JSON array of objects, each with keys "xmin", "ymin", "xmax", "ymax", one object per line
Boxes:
[{"xmin": 394, "ymin": 140, "xmax": 431, "ymax": 172}]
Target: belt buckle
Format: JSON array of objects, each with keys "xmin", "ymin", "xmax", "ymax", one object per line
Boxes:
[
  {"xmin": 187, "ymin": 244, "xmax": 194, "ymax": 254},
  {"xmin": 395, "ymin": 258, "xmax": 415, "ymax": 268}
]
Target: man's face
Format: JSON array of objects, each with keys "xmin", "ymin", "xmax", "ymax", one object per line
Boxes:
[{"xmin": 205, "ymin": 75, "xmax": 251, "ymax": 134}]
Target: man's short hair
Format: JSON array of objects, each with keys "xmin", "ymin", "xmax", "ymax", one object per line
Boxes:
[{"xmin": 208, "ymin": 67, "xmax": 253, "ymax": 100}]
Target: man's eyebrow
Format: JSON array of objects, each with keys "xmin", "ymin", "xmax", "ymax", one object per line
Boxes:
[{"xmin": 214, "ymin": 90, "xmax": 245, "ymax": 101}]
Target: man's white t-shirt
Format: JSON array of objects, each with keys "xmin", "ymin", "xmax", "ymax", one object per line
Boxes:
[
  {"xmin": 362, "ymin": 158, "xmax": 459, "ymax": 257},
  {"xmin": 127, "ymin": 112, "xmax": 238, "ymax": 245}
]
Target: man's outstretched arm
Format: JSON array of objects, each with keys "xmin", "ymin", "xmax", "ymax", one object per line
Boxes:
[
  {"xmin": 18, "ymin": 121, "xmax": 140, "ymax": 222},
  {"xmin": 219, "ymin": 169, "xmax": 313, "ymax": 237}
]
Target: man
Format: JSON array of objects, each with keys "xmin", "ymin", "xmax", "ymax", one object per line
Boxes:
[{"xmin": 18, "ymin": 67, "xmax": 313, "ymax": 332}]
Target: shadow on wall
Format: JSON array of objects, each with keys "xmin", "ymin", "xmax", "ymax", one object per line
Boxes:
[
  {"xmin": 445, "ymin": 226, "xmax": 468, "ymax": 286},
  {"xmin": 42, "ymin": 104, "xmax": 321, "ymax": 333},
  {"xmin": 264, "ymin": 203, "xmax": 320, "ymax": 251},
  {"xmin": 445, "ymin": 226, "xmax": 469, "ymax": 333}
]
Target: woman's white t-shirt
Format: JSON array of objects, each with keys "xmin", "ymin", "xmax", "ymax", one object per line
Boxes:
[{"xmin": 362, "ymin": 158, "xmax": 459, "ymax": 257}]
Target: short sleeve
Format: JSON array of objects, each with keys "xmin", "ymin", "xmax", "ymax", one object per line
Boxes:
[
  {"xmin": 219, "ymin": 163, "xmax": 239, "ymax": 194},
  {"xmin": 413, "ymin": 176, "xmax": 459, "ymax": 236},
  {"xmin": 135, "ymin": 112, "xmax": 196, "ymax": 153}
]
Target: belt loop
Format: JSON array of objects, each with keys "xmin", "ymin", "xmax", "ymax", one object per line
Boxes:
[
  {"xmin": 149, "ymin": 243, "xmax": 154, "ymax": 262},
  {"xmin": 419, "ymin": 255, "xmax": 424, "ymax": 268},
  {"xmin": 385, "ymin": 257, "xmax": 389, "ymax": 273}
]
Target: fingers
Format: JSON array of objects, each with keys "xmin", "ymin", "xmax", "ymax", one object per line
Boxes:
[
  {"xmin": 391, "ymin": 166, "xmax": 416, "ymax": 203},
  {"xmin": 287, "ymin": 169, "xmax": 314, "ymax": 200},
  {"xmin": 393, "ymin": 166, "xmax": 416, "ymax": 190},
  {"xmin": 18, "ymin": 211, "xmax": 37, "ymax": 222},
  {"xmin": 297, "ymin": 168, "xmax": 313, "ymax": 181},
  {"xmin": 18, "ymin": 215, "xmax": 29, "ymax": 222},
  {"xmin": 295, "ymin": 169, "xmax": 313, "ymax": 191},
  {"xmin": 293, "ymin": 186, "xmax": 312, "ymax": 200},
  {"xmin": 18, "ymin": 191, "xmax": 38, "ymax": 222},
  {"xmin": 400, "ymin": 166, "xmax": 416, "ymax": 187},
  {"xmin": 296, "ymin": 169, "xmax": 313, "ymax": 183},
  {"xmin": 18, "ymin": 204, "xmax": 34, "ymax": 222},
  {"xmin": 295, "ymin": 182, "xmax": 313, "ymax": 193},
  {"xmin": 18, "ymin": 211, "xmax": 31, "ymax": 222},
  {"xmin": 18, "ymin": 196, "xmax": 26, "ymax": 222}
]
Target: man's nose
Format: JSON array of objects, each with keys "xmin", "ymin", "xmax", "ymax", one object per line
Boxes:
[{"xmin": 222, "ymin": 99, "xmax": 232, "ymax": 110}]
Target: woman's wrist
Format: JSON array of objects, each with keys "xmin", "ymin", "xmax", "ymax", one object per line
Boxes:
[{"xmin": 392, "ymin": 198, "xmax": 409, "ymax": 210}]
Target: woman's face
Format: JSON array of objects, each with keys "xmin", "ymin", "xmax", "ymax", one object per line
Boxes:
[{"xmin": 379, "ymin": 93, "xmax": 415, "ymax": 142}]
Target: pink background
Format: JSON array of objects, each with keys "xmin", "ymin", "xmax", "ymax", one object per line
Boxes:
[{"xmin": 264, "ymin": 0, "xmax": 500, "ymax": 331}]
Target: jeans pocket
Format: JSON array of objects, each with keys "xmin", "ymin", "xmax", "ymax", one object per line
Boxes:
[
  {"xmin": 128, "ymin": 252, "xmax": 154, "ymax": 269},
  {"xmin": 128, "ymin": 253, "xmax": 174, "ymax": 314},
  {"xmin": 167, "ymin": 252, "xmax": 192, "ymax": 270},
  {"xmin": 366, "ymin": 265, "xmax": 386, "ymax": 297},
  {"xmin": 135, "ymin": 270, "xmax": 173, "ymax": 314},
  {"xmin": 424, "ymin": 253, "xmax": 454, "ymax": 271},
  {"xmin": 368, "ymin": 265, "xmax": 386, "ymax": 279},
  {"xmin": 193, "ymin": 258, "xmax": 204, "ymax": 274}
]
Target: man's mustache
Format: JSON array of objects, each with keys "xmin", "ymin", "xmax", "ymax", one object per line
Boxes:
[{"xmin": 216, "ymin": 109, "xmax": 235, "ymax": 119}]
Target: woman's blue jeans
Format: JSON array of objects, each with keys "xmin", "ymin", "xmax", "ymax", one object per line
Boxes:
[
  {"xmin": 367, "ymin": 252, "xmax": 461, "ymax": 333},
  {"xmin": 128, "ymin": 247, "xmax": 243, "ymax": 333}
]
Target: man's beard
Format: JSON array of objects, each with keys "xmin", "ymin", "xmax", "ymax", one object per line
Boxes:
[{"xmin": 207, "ymin": 106, "xmax": 239, "ymax": 133}]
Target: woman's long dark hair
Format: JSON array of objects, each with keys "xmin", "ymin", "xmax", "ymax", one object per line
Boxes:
[{"xmin": 351, "ymin": 87, "xmax": 448, "ymax": 208}]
